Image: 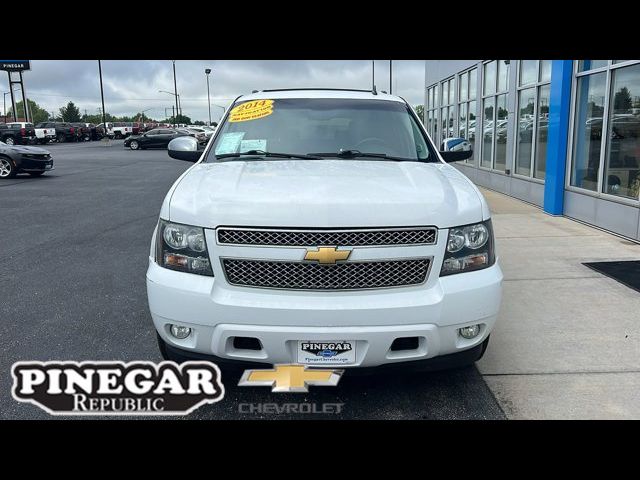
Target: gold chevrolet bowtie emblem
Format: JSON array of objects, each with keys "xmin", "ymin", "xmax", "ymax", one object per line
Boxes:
[
  {"xmin": 238, "ymin": 364, "xmax": 344, "ymax": 392},
  {"xmin": 304, "ymin": 246, "xmax": 351, "ymax": 264}
]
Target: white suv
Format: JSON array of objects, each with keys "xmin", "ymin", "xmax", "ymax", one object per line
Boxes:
[{"xmin": 146, "ymin": 89, "xmax": 503, "ymax": 371}]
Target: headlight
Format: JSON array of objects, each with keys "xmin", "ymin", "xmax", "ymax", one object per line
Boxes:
[
  {"xmin": 155, "ymin": 219, "xmax": 213, "ymax": 276},
  {"xmin": 441, "ymin": 220, "xmax": 495, "ymax": 276}
]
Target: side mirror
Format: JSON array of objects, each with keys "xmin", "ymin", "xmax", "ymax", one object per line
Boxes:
[
  {"xmin": 168, "ymin": 136, "xmax": 201, "ymax": 162},
  {"xmin": 440, "ymin": 137, "xmax": 473, "ymax": 162}
]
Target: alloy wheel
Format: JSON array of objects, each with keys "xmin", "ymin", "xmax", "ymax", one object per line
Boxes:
[{"xmin": 0, "ymin": 158, "xmax": 13, "ymax": 178}]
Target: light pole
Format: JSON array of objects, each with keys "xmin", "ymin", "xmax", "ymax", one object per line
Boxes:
[
  {"xmin": 172, "ymin": 60, "xmax": 180, "ymax": 125},
  {"xmin": 372, "ymin": 60, "xmax": 375, "ymax": 90},
  {"xmin": 389, "ymin": 59, "xmax": 393, "ymax": 95},
  {"xmin": 140, "ymin": 108, "xmax": 153, "ymax": 126},
  {"xmin": 205, "ymin": 68, "xmax": 212, "ymax": 127},
  {"xmin": 159, "ymin": 90, "xmax": 181, "ymax": 124}
]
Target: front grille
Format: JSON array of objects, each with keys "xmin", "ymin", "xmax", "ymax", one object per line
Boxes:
[
  {"xmin": 222, "ymin": 258, "xmax": 430, "ymax": 290},
  {"xmin": 217, "ymin": 227, "xmax": 436, "ymax": 247}
]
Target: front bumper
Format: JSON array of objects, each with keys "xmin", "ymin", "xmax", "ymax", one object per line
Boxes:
[
  {"xmin": 146, "ymin": 255, "xmax": 503, "ymax": 368},
  {"xmin": 18, "ymin": 157, "xmax": 54, "ymax": 172}
]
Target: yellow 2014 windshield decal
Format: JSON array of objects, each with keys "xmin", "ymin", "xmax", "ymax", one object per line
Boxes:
[{"xmin": 229, "ymin": 100, "xmax": 274, "ymax": 122}]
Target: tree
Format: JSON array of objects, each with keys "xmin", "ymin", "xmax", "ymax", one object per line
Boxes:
[
  {"xmin": 613, "ymin": 86, "xmax": 632, "ymax": 112},
  {"xmin": 59, "ymin": 101, "xmax": 81, "ymax": 122},
  {"xmin": 193, "ymin": 120, "xmax": 206, "ymax": 126},
  {"xmin": 7, "ymin": 99, "xmax": 50, "ymax": 123},
  {"xmin": 174, "ymin": 114, "xmax": 192, "ymax": 125},
  {"xmin": 414, "ymin": 105, "xmax": 424, "ymax": 123}
]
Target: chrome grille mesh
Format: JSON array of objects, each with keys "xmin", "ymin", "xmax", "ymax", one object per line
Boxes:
[
  {"xmin": 217, "ymin": 227, "xmax": 436, "ymax": 246},
  {"xmin": 222, "ymin": 258, "xmax": 430, "ymax": 290}
]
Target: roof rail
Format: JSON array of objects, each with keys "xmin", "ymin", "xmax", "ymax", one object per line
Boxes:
[{"xmin": 258, "ymin": 87, "xmax": 379, "ymax": 94}]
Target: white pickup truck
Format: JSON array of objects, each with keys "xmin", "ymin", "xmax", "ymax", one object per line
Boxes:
[
  {"xmin": 33, "ymin": 122, "xmax": 57, "ymax": 144},
  {"xmin": 97, "ymin": 122, "xmax": 132, "ymax": 139}
]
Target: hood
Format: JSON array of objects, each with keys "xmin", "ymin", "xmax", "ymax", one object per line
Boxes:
[
  {"xmin": 9, "ymin": 145, "xmax": 50, "ymax": 155},
  {"xmin": 168, "ymin": 160, "xmax": 485, "ymax": 229}
]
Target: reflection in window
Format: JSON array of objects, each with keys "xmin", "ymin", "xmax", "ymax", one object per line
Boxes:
[
  {"xmin": 603, "ymin": 63, "xmax": 640, "ymax": 199},
  {"xmin": 482, "ymin": 97, "xmax": 494, "ymax": 168},
  {"xmin": 469, "ymin": 69, "xmax": 477, "ymax": 99},
  {"xmin": 540, "ymin": 60, "xmax": 552, "ymax": 83},
  {"xmin": 534, "ymin": 84, "xmax": 550, "ymax": 179},
  {"xmin": 520, "ymin": 60, "xmax": 537, "ymax": 86},
  {"xmin": 516, "ymin": 89, "xmax": 536, "ymax": 176},
  {"xmin": 484, "ymin": 61, "xmax": 496, "ymax": 95},
  {"xmin": 458, "ymin": 102, "xmax": 467, "ymax": 138},
  {"xmin": 570, "ymin": 72, "xmax": 606, "ymax": 191},
  {"xmin": 460, "ymin": 72, "xmax": 468, "ymax": 101},
  {"xmin": 498, "ymin": 61, "xmax": 510, "ymax": 92},
  {"xmin": 495, "ymin": 94, "xmax": 508, "ymax": 171},
  {"xmin": 578, "ymin": 60, "xmax": 609, "ymax": 72}
]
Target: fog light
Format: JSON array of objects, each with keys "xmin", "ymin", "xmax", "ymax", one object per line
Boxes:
[
  {"xmin": 169, "ymin": 324, "xmax": 192, "ymax": 339},
  {"xmin": 459, "ymin": 324, "xmax": 480, "ymax": 339}
]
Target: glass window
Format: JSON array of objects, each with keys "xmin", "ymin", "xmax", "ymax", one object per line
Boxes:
[
  {"xmin": 578, "ymin": 60, "xmax": 609, "ymax": 72},
  {"xmin": 459, "ymin": 102, "xmax": 467, "ymax": 138},
  {"xmin": 448, "ymin": 107, "xmax": 455, "ymax": 138},
  {"xmin": 498, "ymin": 60, "xmax": 510, "ymax": 92},
  {"xmin": 441, "ymin": 107, "xmax": 448, "ymax": 140},
  {"xmin": 483, "ymin": 61, "xmax": 496, "ymax": 95},
  {"xmin": 469, "ymin": 68, "xmax": 477, "ymax": 99},
  {"xmin": 449, "ymin": 79, "xmax": 455, "ymax": 105},
  {"xmin": 481, "ymin": 97, "xmax": 494, "ymax": 168},
  {"xmin": 603, "ymin": 63, "xmax": 640, "ymax": 198},
  {"xmin": 468, "ymin": 100, "xmax": 476, "ymax": 142},
  {"xmin": 211, "ymin": 98, "xmax": 436, "ymax": 161},
  {"xmin": 540, "ymin": 60, "xmax": 552, "ymax": 83},
  {"xmin": 494, "ymin": 94, "xmax": 508, "ymax": 171},
  {"xmin": 534, "ymin": 84, "xmax": 551, "ymax": 179},
  {"xmin": 460, "ymin": 72, "xmax": 468, "ymax": 102},
  {"xmin": 516, "ymin": 88, "xmax": 536, "ymax": 176},
  {"xmin": 442, "ymin": 82, "xmax": 448, "ymax": 105},
  {"xmin": 520, "ymin": 60, "xmax": 538, "ymax": 86},
  {"xmin": 434, "ymin": 85, "xmax": 439, "ymax": 107},
  {"xmin": 570, "ymin": 72, "xmax": 607, "ymax": 191}
]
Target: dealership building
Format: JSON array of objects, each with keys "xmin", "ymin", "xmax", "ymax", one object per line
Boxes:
[{"xmin": 424, "ymin": 60, "xmax": 640, "ymax": 241}]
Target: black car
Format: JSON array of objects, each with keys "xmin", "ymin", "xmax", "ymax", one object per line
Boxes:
[
  {"xmin": 0, "ymin": 140, "xmax": 54, "ymax": 178},
  {"xmin": 123, "ymin": 128, "xmax": 190, "ymax": 150}
]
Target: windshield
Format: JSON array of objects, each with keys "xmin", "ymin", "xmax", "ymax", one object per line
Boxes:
[{"xmin": 206, "ymin": 98, "xmax": 434, "ymax": 162}]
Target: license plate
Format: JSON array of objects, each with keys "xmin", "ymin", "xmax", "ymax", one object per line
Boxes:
[{"xmin": 297, "ymin": 340, "xmax": 356, "ymax": 365}]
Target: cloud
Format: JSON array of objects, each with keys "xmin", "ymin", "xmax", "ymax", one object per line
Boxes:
[{"xmin": 5, "ymin": 60, "xmax": 426, "ymax": 122}]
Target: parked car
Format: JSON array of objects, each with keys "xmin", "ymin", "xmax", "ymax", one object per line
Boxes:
[
  {"xmin": 123, "ymin": 128, "xmax": 190, "ymax": 150},
  {"xmin": 0, "ymin": 122, "xmax": 36, "ymax": 145},
  {"xmin": 180, "ymin": 128, "xmax": 207, "ymax": 144},
  {"xmin": 71, "ymin": 123, "xmax": 91, "ymax": 141},
  {"xmin": 0, "ymin": 139, "xmax": 54, "ymax": 178},
  {"xmin": 39, "ymin": 122, "xmax": 79, "ymax": 143},
  {"xmin": 132, "ymin": 122, "xmax": 142, "ymax": 135},
  {"xmin": 112, "ymin": 122, "xmax": 133, "ymax": 139},
  {"xmin": 149, "ymin": 88, "xmax": 502, "ymax": 371},
  {"xmin": 82, "ymin": 122, "xmax": 105, "ymax": 141},
  {"xmin": 97, "ymin": 122, "xmax": 115, "ymax": 138},
  {"xmin": 34, "ymin": 122, "xmax": 58, "ymax": 144}
]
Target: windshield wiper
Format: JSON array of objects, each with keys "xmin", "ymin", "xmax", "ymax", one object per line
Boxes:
[
  {"xmin": 308, "ymin": 149, "xmax": 417, "ymax": 162},
  {"xmin": 215, "ymin": 150, "xmax": 322, "ymax": 160}
]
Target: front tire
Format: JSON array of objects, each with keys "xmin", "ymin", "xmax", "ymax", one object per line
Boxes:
[
  {"xmin": 57, "ymin": 133, "xmax": 66, "ymax": 143},
  {"xmin": 5, "ymin": 137, "xmax": 15, "ymax": 146},
  {"xmin": 129, "ymin": 140, "xmax": 139, "ymax": 150},
  {"xmin": 0, "ymin": 157, "xmax": 16, "ymax": 179}
]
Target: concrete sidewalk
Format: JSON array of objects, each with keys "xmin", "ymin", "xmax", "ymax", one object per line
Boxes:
[{"xmin": 478, "ymin": 188, "xmax": 640, "ymax": 419}]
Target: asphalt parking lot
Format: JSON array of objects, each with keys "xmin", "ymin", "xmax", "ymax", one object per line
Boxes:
[{"xmin": 0, "ymin": 140, "xmax": 506, "ymax": 420}]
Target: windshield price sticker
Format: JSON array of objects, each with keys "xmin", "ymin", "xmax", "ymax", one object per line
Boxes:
[{"xmin": 229, "ymin": 100, "xmax": 274, "ymax": 123}]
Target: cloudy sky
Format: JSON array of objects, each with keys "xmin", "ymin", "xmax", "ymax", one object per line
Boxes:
[{"xmin": 4, "ymin": 60, "xmax": 426, "ymax": 123}]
